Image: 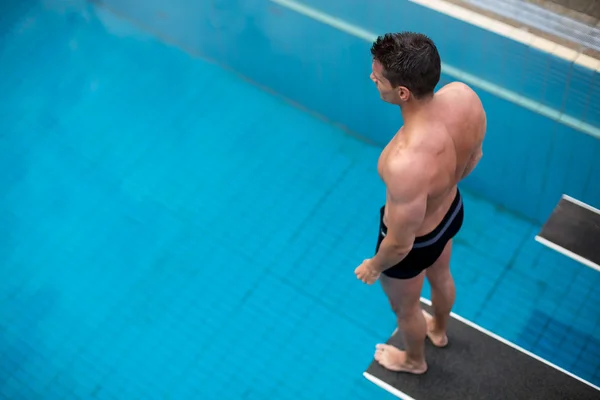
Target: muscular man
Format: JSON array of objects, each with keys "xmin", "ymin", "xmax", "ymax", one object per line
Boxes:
[{"xmin": 354, "ymin": 32, "xmax": 486, "ymax": 374}]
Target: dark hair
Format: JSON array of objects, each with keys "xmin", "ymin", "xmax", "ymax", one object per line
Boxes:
[{"xmin": 370, "ymin": 32, "xmax": 441, "ymax": 99}]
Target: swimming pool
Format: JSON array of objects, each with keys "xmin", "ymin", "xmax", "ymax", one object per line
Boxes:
[{"xmin": 0, "ymin": 0, "xmax": 599, "ymax": 399}]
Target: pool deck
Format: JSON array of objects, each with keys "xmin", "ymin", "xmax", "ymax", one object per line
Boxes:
[
  {"xmin": 527, "ymin": 0, "xmax": 600, "ymax": 24},
  {"xmin": 445, "ymin": 0, "xmax": 600, "ymax": 59}
]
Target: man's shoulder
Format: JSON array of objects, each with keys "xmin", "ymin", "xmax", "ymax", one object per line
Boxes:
[
  {"xmin": 384, "ymin": 148, "xmax": 435, "ymax": 189},
  {"xmin": 404, "ymin": 124, "xmax": 453, "ymax": 160},
  {"xmin": 440, "ymin": 81, "xmax": 478, "ymax": 97},
  {"xmin": 438, "ymin": 82, "xmax": 484, "ymax": 115}
]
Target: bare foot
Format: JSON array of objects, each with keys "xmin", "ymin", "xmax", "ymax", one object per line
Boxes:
[
  {"xmin": 422, "ymin": 310, "xmax": 448, "ymax": 347},
  {"xmin": 374, "ymin": 344, "xmax": 427, "ymax": 374}
]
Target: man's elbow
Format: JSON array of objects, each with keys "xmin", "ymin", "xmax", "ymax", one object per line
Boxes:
[
  {"xmin": 397, "ymin": 243, "xmax": 414, "ymax": 256},
  {"xmin": 388, "ymin": 236, "xmax": 414, "ymax": 255}
]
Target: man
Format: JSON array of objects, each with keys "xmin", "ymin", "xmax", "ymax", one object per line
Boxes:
[{"xmin": 354, "ymin": 32, "xmax": 486, "ymax": 375}]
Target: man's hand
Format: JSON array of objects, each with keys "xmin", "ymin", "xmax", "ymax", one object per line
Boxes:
[{"xmin": 355, "ymin": 259, "xmax": 381, "ymax": 284}]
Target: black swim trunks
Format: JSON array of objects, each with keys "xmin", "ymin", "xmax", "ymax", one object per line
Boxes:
[{"xmin": 375, "ymin": 188, "xmax": 464, "ymax": 279}]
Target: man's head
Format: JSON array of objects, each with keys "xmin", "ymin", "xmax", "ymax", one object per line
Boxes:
[{"xmin": 370, "ymin": 32, "xmax": 441, "ymax": 105}]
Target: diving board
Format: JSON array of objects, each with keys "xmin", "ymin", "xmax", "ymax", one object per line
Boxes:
[
  {"xmin": 535, "ymin": 194, "xmax": 600, "ymax": 272},
  {"xmin": 363, "ymin": 298, "xmax": 600, "ymax": 400}
]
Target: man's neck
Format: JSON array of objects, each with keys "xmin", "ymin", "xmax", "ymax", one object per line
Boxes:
[{"xmin": 398, "ymin": 95, "xmax": 434, "ymax": 126}]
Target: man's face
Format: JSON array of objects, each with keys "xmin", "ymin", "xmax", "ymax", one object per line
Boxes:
[{"xmin": 370, "ymin": 60, "xmax": 409, "ymax": 105}]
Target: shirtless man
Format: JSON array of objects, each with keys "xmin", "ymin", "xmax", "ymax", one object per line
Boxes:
[{"xmin": 354, "ymin": 32, "xmax": 486, "ymax": 374}]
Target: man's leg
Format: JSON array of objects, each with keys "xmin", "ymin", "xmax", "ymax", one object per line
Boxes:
[
  {"xmin": 423, "ymin": 239, "xmax": 455, "ymax": 347},
  {"xmin": 374, "ymin": 271, "xmax": 427, "ymax": 374}
]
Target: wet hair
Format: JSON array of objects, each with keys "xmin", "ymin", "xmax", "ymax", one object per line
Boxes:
[{"xmin": 370, "ymin": 32, "xmax": 441, "ymax": 99}]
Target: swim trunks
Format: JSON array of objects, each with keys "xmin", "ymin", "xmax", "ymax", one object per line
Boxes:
[{"xmin": 375, "ymin": 188, "xmax": 464, "ymax": 279}]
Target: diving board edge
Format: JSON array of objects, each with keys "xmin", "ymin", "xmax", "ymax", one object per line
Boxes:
[
  {"xmin": 535, "ymin": 193, "xmax": 600, "ymax": 272},
  {"xmin": 363, "ymin": 297, "xmax": 600, "ymax": 398},
  {"xmin": 362, "ymin": 372, "xmax": 416, "ymax": 400},
  {"xmin": 562, "ymin": 194, "xmax": 600, "ymax": 216},
  {"xmin": 423, "ymin": 296, "xmax": 600, "ymax": 392},
  {"xmin": 534, "ymin": 235, "xmax": 600, "ymax": 272}
]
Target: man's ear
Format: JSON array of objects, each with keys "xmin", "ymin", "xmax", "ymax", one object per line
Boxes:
[{"xmin": 397, "ymin": 86, "xmax": 411, "ymax": 102}]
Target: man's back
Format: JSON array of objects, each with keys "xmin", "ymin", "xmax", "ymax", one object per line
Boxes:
[{"xmin": 435, "ymin": 82, "xmax": 486, "ymax": 183}]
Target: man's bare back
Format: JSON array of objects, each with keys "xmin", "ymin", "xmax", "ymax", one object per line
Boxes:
[{"xmin": 378, "ymin": 82, "xmax": 486, "ymax": 237}]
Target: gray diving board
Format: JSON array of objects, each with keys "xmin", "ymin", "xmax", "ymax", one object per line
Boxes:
[
  {"xmin": 535, "ymin": 194, "xmax": 600, "ymax": 272},
  {"xmin": 363, "ymin": 298, "xmax": 600, "ymax": 400}
]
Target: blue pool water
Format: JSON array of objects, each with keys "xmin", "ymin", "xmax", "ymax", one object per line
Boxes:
[
  {"xmin": 95, "ymin": 0, "xmax": 600, "ymax": 226},
  {"xmin": 1, "ymin": 2, "xmax": 599, "ymax": 399}
]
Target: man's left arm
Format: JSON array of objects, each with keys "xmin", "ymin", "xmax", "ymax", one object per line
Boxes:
[{"xmin": 369, "ymin": 158, "xmax": 429, "ymax": 273}]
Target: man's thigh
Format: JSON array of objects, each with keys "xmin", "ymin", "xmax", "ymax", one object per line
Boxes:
[{"xmin": 380, "ymin": 271, "xmax": 426, "ymax": 314}]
